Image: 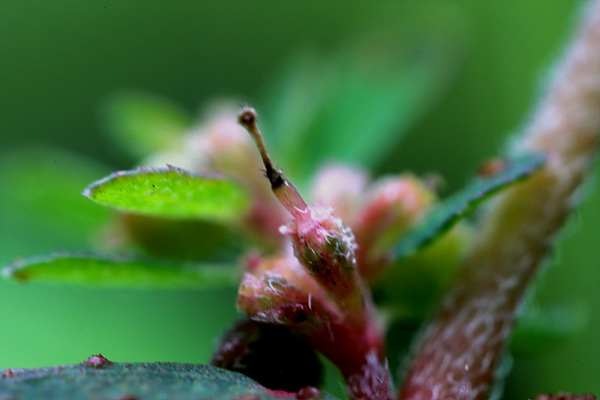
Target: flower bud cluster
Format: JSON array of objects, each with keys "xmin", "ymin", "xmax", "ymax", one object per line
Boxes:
[
  {"xmin": 312, "ymin": 165, "xmax": 436, "ymax": 281},
  {"xmin": 232, "ymin": 107, "xmax": 439, "ymax": 399}
]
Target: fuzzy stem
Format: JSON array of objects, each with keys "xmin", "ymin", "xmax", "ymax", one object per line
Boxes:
[
  {"xmin": 306, "ymin": 305, "xmax": 393, "ymax": 400},
  {"xmin": 399, "ymin": 2, "xmax": 600, "ymax": 400}
]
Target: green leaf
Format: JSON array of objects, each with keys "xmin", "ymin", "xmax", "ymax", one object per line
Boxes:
[
  {"xmin": 83, "ymin": 166, "xmax": 250, "ymax": 221},
  {"xmin": 261, "ymin": 4, "xmax": 469, "ymax": 185},
  {"xmin": 0, "ymin": 146, "xmax": 111, "ymax": 259},
  {"xmin": 393, "ymin": 153, "xmax": 547, "ymax": 259},
  {"xmin": 100, "ymin": 91, "xmax": 192, "ymax": 157},
  {"xmin": 0, "ymin": 360, "xmax": 340, "ymax": 400},
  {"xmin": 1, "ymin": 252, "xmax": 240, "ymax": 289}
]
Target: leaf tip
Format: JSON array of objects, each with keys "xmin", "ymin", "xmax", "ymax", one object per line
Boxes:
[
  {"xmin": 82, "ymin": 186, "xmax": 92, "ymax": 198},
  {"xmin": 0, "ymin": 261, "xmax": 27, "ymax": 282}
]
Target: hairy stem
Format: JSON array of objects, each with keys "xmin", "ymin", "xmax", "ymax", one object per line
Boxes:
[
  {"xmin": 399, "ymin": 2, "xmax": 600, "ymax": 400},
  {"xmin": 302, "ymin": 304, "xmax": 392, "ymax": 400}
]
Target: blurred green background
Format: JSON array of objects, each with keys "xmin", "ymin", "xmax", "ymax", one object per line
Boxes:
[{"xmin": 0, "ymin": 1, "xmax": 598, "ymax": 399}]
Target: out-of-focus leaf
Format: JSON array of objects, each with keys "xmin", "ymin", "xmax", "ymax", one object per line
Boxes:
[
  {"xmin": 374, "ymin": 223, "xmax": 470, "ymax": 320},
  {"xmin": 511, "ymin": 302, "xmax": 589, "ymax": 355},
  {"xmin": 122, "ymin": 214, "xmax": 244, "ymax": 262},
  {"xmin": 1, "ymin": 252, "xmax": 240, "ymax": 289},
  {"xmin": 392, "ymin": 153, "xmax": 546, "ymax": 260},
  {"xmin": 100, "ymin": 91, "xmax": 192, "ymax": 157},
  {"xmin": 83, "ymin": 166, "xmax": 250, "ymax": 221},
  {"xmin": 0, "ymin": 359, "xmax": 340, "ymax": 400},
  {"xmin": 261, "ymin": 4, "xmax": 469, "ymax": 185},
  {"xmin": 0, "ymin": 146, "xmax": 111, "ymax": 259}
]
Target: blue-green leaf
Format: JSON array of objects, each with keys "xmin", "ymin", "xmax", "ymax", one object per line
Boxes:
[
  {"xmin": 1, "ymin": 252, "xmax": 239, "ymax": 289},
  {"xmin": 0, "ymin": 360, "xmax": 340, "ymax": 400}
]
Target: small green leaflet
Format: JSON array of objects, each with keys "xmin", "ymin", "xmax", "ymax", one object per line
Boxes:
[
  {"xmin": 0, "ymin": 360, "xmax": 340, "ymax": 400},
  {"xmin": 1, "ymin": 252, "xmax": 240, "ymax": 289},
  {"xmin": 393, "ymin": 153, "xmax": 547, "ymax": 260},
  {"xmin": 83, "ymin": 166, "xmax": 250, "ymax": 221}
]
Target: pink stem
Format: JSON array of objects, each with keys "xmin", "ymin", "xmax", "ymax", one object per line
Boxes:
[{"xmin": 307, "ymin": 303, "xmax": 393, "ymax": 400}]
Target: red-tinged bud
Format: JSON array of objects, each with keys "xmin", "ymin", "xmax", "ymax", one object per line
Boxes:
[
  {"xmin": 279, "ymin": 205, "xmax": 363, "ymax": 310},
  {"xmin": 241, "ymin": 251, "xmax": 323, "ymax": 293},
  {"xmin": 237, "ymin": 261, "xmax": 338, "ymax": 326},
  {"xmin": 353, "ymin": 175, "xmax": 435, "ymax": 280}
]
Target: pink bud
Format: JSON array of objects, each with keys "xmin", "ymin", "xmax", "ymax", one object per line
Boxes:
[
  {"xmin": 280, "ymin": 205, "xmax": 363, "ymax": 311},
  {"xmin": 237, "ymin": 254, "xmax": 338, "ymax": 326},
  {"xmin": 353, "ymin": 175, "xmax": 435, "ymax": 280}
]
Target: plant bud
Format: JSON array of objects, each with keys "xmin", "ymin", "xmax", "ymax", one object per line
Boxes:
[
  {"xmin": 237, "ymin": 262, "xmax": 330, "ymax": 326},
  {"xmin": 279, "ymin": 205, "xmax": 362, "ymax": 308},
  {"xmin": 353, "ymin": 175, "xmax": 435, "ymax": 280}
]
